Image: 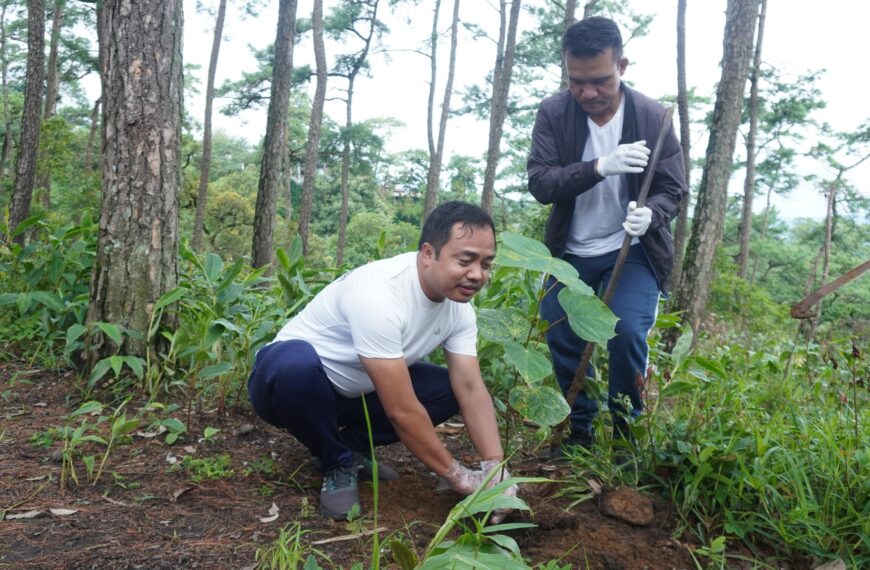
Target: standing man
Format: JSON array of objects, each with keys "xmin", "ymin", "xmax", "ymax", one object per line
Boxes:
[
  {"xmin": 527, "ymin": 17, "xmax": 687, "ymax": 449},
  {"xmin": 248, "ymin": 201, "xmax": 511, "ymax": 519}
]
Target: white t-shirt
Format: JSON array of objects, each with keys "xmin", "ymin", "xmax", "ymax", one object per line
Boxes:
[
  {"xmin": 566, "ymin": 97, "xmax": 637, "ymax": 257},
  {"xmin": 271, "ymin": 252, "xmax": 478, "ymax": 397}
]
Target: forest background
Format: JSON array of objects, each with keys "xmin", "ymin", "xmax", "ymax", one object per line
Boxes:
[{"xmin": 0, "ymin": 0, "xmax": 868, "ymax": 567}]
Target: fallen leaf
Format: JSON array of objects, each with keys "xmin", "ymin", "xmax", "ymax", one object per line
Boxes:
[
  {"xmin": 135, "ymin": 425, "xmax": 167, "ymax": 438},
  {"xmin": 33, "ymin": 402, "xmax": 47, "ymax": 407},
  {"xmin": 259, "ymin": 502, "xmax": 280, "ymax": 523},
  {"xmin": 183, "ymin": 446, "xmax": 196, "ymax": 454},
  {"xmin": 6, "ymin": 510, "xmax": 44, "ymax": 520},
  {"xmin": 587, "ymin": 478, "xmax": 602, "ymax": 494},
  {"xmin": 165, "ymin": 452, "xmax": 177, "ymax": 465},
  {"xmin": 49, "ymin": 508, "xmax": 77, "ymax": 516},
  {"xmin": 172, "ymin": 487, "xmax": 193, "ymax": 502},
  {"xmin": 233, "ymin": 424, "xmax": 255, "ymax": 437},
  {"xmin": 26, "ymin": 475, "xmax": 48, "ymax": 482}
]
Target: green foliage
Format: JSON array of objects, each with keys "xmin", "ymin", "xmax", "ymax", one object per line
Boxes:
[
  {"xmin": 179, "ymin": 453, "xmax": 234, "ymax": 482},
  {"xmin": 254, "ymin": 522, "xmax": 329, "ymax": 570},
  {"xmin": 643, "ymin": 336, "xmax": 869, "ymax": 566},
  {"xmin": 475, "ymin": 232, "xmax": 616, "ymax": 438}
]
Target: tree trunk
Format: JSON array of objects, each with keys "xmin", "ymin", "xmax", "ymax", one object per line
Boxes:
[
  {"xmin": 559, "ymin": 0, "xmax": 577, "ymax": 91},
  {"xmin": 0, "ymin": 3, "xmax": 13, "ymax": 178},
  {"xmin": 86, "ymin": 0, "xmax": 183, "ymax": 364},
  {"xmin": 34, "ymin": 0, "xmax": 64, "ymax": 210},
  {"xmin": 298, "ymin": 0, "xmax": 326, "ymax": 256},
  {"xmin": 422, "ymin": 0, "xmax": 460, "ymax": 223},
  {"xmin": 669, "ymin": 0, "xmax": 758, "ymax": 336},
  {"xmin": 252, "ymin": 0, "xmax": 297, "ymax": 269},
  {"xmin": 43, "ymin": 0, "xmax": 63, "ymax": 119},
  {"xmin": 335, "ymin": 0, "xmax": 380, "ymax": 266},
  {"xmin": 84, "ymin": 97, "xmax": 100, "ymax": 171},
  {"xmin": 736, "ymin": 0, "xmax": 766, "ymax": 278},
  {"xmin": 670, "ymin": 0, "xmax": 691, "ymax": 290},
  {"xmin": 480, "ymin": 0, "xmax": 521, "ymax": 215},
  {"xmin": 7, "ymin": 0, "xmax": 45, "ymax": 243},
  {"xmin": 192, "ymin": 0, "xmax": 227, "ymax": 252}
]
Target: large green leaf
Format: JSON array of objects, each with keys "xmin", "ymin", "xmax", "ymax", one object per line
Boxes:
[
  {"xmin": 557, "ymin": 287, "xmax": 618, "ymax": 344},
  {"xmin": 502, "ymin": 341, "xmax": 552, "ymax": 383},
  {"xmin": 204, "ymin": 252, "xmax": 223, "ymax": 283},
  {"xmin": 508, "ymin": 384, "xmax": 570, "ymax": 428},
  {"xmin": 496, "ymin": 232, "xmax": 581, "ymax": 285},
  {"xmin": 477, "ymin": 308, "xmax": 528, "ymax": 343},
  {"xmin": 198, "ymin": 362, "xmax": 233, "ymax": 380}
]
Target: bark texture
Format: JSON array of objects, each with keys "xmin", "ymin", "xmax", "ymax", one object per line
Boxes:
[
  {"xmin": 192, "ymin": 0, "xmax": 227, "ymax": 252},
  {"xmin": 86, "ymin": 0, "xmax": 183, "ymax": 361},
  {"xmin": 0, "ymin": 4, "xmax": 13, "ymax": 178},
  {"xmin": 670, "ymin": 0, "xmax": 758, "ymax": 335},
  {"xmin": 670, "ymin": 0, "xmax": 691, "ymax": 289},
  {"xmin": 559, "ymin": 0, "xmax": 578, "ymax": 91},
  {"xmin": 298, "ymin": 0, "xmax": 327, "ymax": 255},
  {"xmin": 737, "ymin": 0, "xmax": 766, "ymax": 277},
  {"xmin": 252, "ymin": 0, "xmax": 297, "ymax": 269},
  {"xmin": 7, "ymin": 0, "xmax": 45, "ymax": 243},
  {"xmin": 481, "ymin": 0, "xmax": 521, "ymax": 215}
]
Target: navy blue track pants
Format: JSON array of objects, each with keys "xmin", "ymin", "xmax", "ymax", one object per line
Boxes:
[
  {"xmin": 540, "ymin": 244, "xmax": 659, "ymax": 437},
  {"xmin": 247, "ymin": 339, "xmax": 459, "ymax": 473}
]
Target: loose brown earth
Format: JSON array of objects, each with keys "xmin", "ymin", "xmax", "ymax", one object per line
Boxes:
[{"xmin": 1, "ymin": 364, "xmax": 699, "ymax": 569}]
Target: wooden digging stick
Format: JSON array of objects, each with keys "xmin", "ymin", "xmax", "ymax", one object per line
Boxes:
[{"xmin": 559, "ymin": 106, "xmax": 675, "ymax": 436}]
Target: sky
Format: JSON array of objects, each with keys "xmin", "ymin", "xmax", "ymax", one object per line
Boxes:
[{"xmin": 181, "ymin": 0, "xmax": 870, "ymax": 221}]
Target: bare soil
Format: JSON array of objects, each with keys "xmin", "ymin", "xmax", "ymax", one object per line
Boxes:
[{"xmin": 1, "ymin": 363, "xmax": 699, "ymax": 569}]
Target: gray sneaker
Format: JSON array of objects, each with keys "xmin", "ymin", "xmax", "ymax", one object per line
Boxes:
[
  {"xmin": 320, "ymin": 465, "xmax": 360, "ymax": 519},
  {"xmin": 352, "ymin": 451, "xmax": 400, "ymax": 481}
]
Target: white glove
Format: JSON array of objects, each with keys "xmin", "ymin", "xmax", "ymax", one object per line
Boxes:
[
  {"xmin": 622, "ymin": 201, "xmax": 652, "ymax": 237},
  {"xmin": 481, "ymin": 459, "xmax": 518, "ymax": 524},
  {"xmin": 443, "ymin": 459, "xmax": 485, "ymax": 495},
  {"xmin": 597, "ymin": 140, "xmax": 650, "ymax": 177}
]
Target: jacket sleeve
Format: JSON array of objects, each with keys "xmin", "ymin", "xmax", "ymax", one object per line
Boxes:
[
  {"xmin": 645, "ymin": 117, "xmax": 687, "ymax": 229},
  {"xmin": 527, "ymin": 101, "xmax": 603, "ymax": 206}
]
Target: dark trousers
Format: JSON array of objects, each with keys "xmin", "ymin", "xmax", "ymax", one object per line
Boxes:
[
  {"xmin": 540, "ymin": 244, "xmax": 659, "ymax": 437},
  {"xmin": 247, "ymin": 339, "xmax": 459, "ymax": 473}
]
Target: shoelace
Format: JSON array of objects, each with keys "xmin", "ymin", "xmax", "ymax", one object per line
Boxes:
[{"xmin": 323, "ymin": 466, "xmax": 357, "ymax": 492}]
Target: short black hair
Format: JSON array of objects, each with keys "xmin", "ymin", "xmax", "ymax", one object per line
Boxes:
[
  {"xmin": 418, "ymin": 201, "xmax": 496, "ymax": 255},
  {"xmin": 562, "ymin": 16, "xmax": 623, "ymax": 60}
]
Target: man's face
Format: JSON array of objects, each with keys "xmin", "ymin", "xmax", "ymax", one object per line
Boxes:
[
  {"xmin": 565, "ymin": 48, "xmax": 627, "ymax": 124},
  {"xmin": 419, "ymin": 223, "xmax": 496, "ymax": 303}
]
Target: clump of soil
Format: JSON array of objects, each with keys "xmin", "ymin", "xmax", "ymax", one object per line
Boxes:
[{"xmin": 0, "ymin": 363, "xmax": 696, "ymax": 569}]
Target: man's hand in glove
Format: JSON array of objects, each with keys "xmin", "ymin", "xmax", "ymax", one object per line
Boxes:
[
  {"xmin": 481, "ymin": 459, "xmax": 518, "ymax": 524},
  {"xmin": 596, "ymin": 140, "xmax": 650, "ymax": 177},
  {"xmin": 443, "ymin": 459, "xmax": 485, "ymax": 495},
  {"xmin": 622, "ymin": 201, "xmax": 652, "ymax": 237}
]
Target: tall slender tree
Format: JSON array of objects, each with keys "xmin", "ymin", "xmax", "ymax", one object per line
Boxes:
[
  {"xmin": 86, "ymin": 0, "xmax": 183, "ymax": 364},
  {"xmin": 298, "ymin": 0, "xmax": 327, "ymax": 255},
  {"xmin": 192, "ymin": 0, "xmax": 228, "ymax": 252},
  {"xmin": 6, "ymin": 0, "xmax": 44, "ymax": 243},
  {"xmin": 670, "ymin": 0, "xmax": 759, "ymax": 336},
  {"xmin": 251, "ymin": 0, "xmax": 298, "ymax": 269},
  {"xmin": 0, "ymin": 1, "xmax": 17, "ymax": 178},
  {"xmin": 33, "ymin": 0, "xmax": 64, "ymax": 209},
  {"xmin": 480, "ymin": 0, "xmax": 521, "ymax": 215},
  {"xmin": 422, "ymin": 0, "xmax": 460, "ymax": 222},
  {"xmin": 736, "ymin": 0, "xmax": 766, "ymax": 277},
  {"xmin": 671, "ymin": 0, "xmax": 691, "ymax": 289},
  {"xmin": 327, "ymin": 0, "xmax": 382, "ymax": 266}
]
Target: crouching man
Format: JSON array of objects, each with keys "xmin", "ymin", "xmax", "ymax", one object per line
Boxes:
[{"xmin": 247, "ymin": 201, "xmax": 513, "ymax": 519}]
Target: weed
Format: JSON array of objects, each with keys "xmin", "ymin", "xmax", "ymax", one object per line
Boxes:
[
  {"xmin": 244, "ymin": 456, "xmax": 277, "ymax": 478},
  {"xmin": 29, "ymin": 427, "xmax": 64, "ymax": 449},
  {"xmin": 258, "ymin": 484, "xmax": 275, "ymax": 497},
  {"xmin": 254, "ymin": 522, "xmax": 329, "ymax": 570},
  {"xmin": 179, "ymin": 453, "xmax": 234, "ymax": 482}
]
